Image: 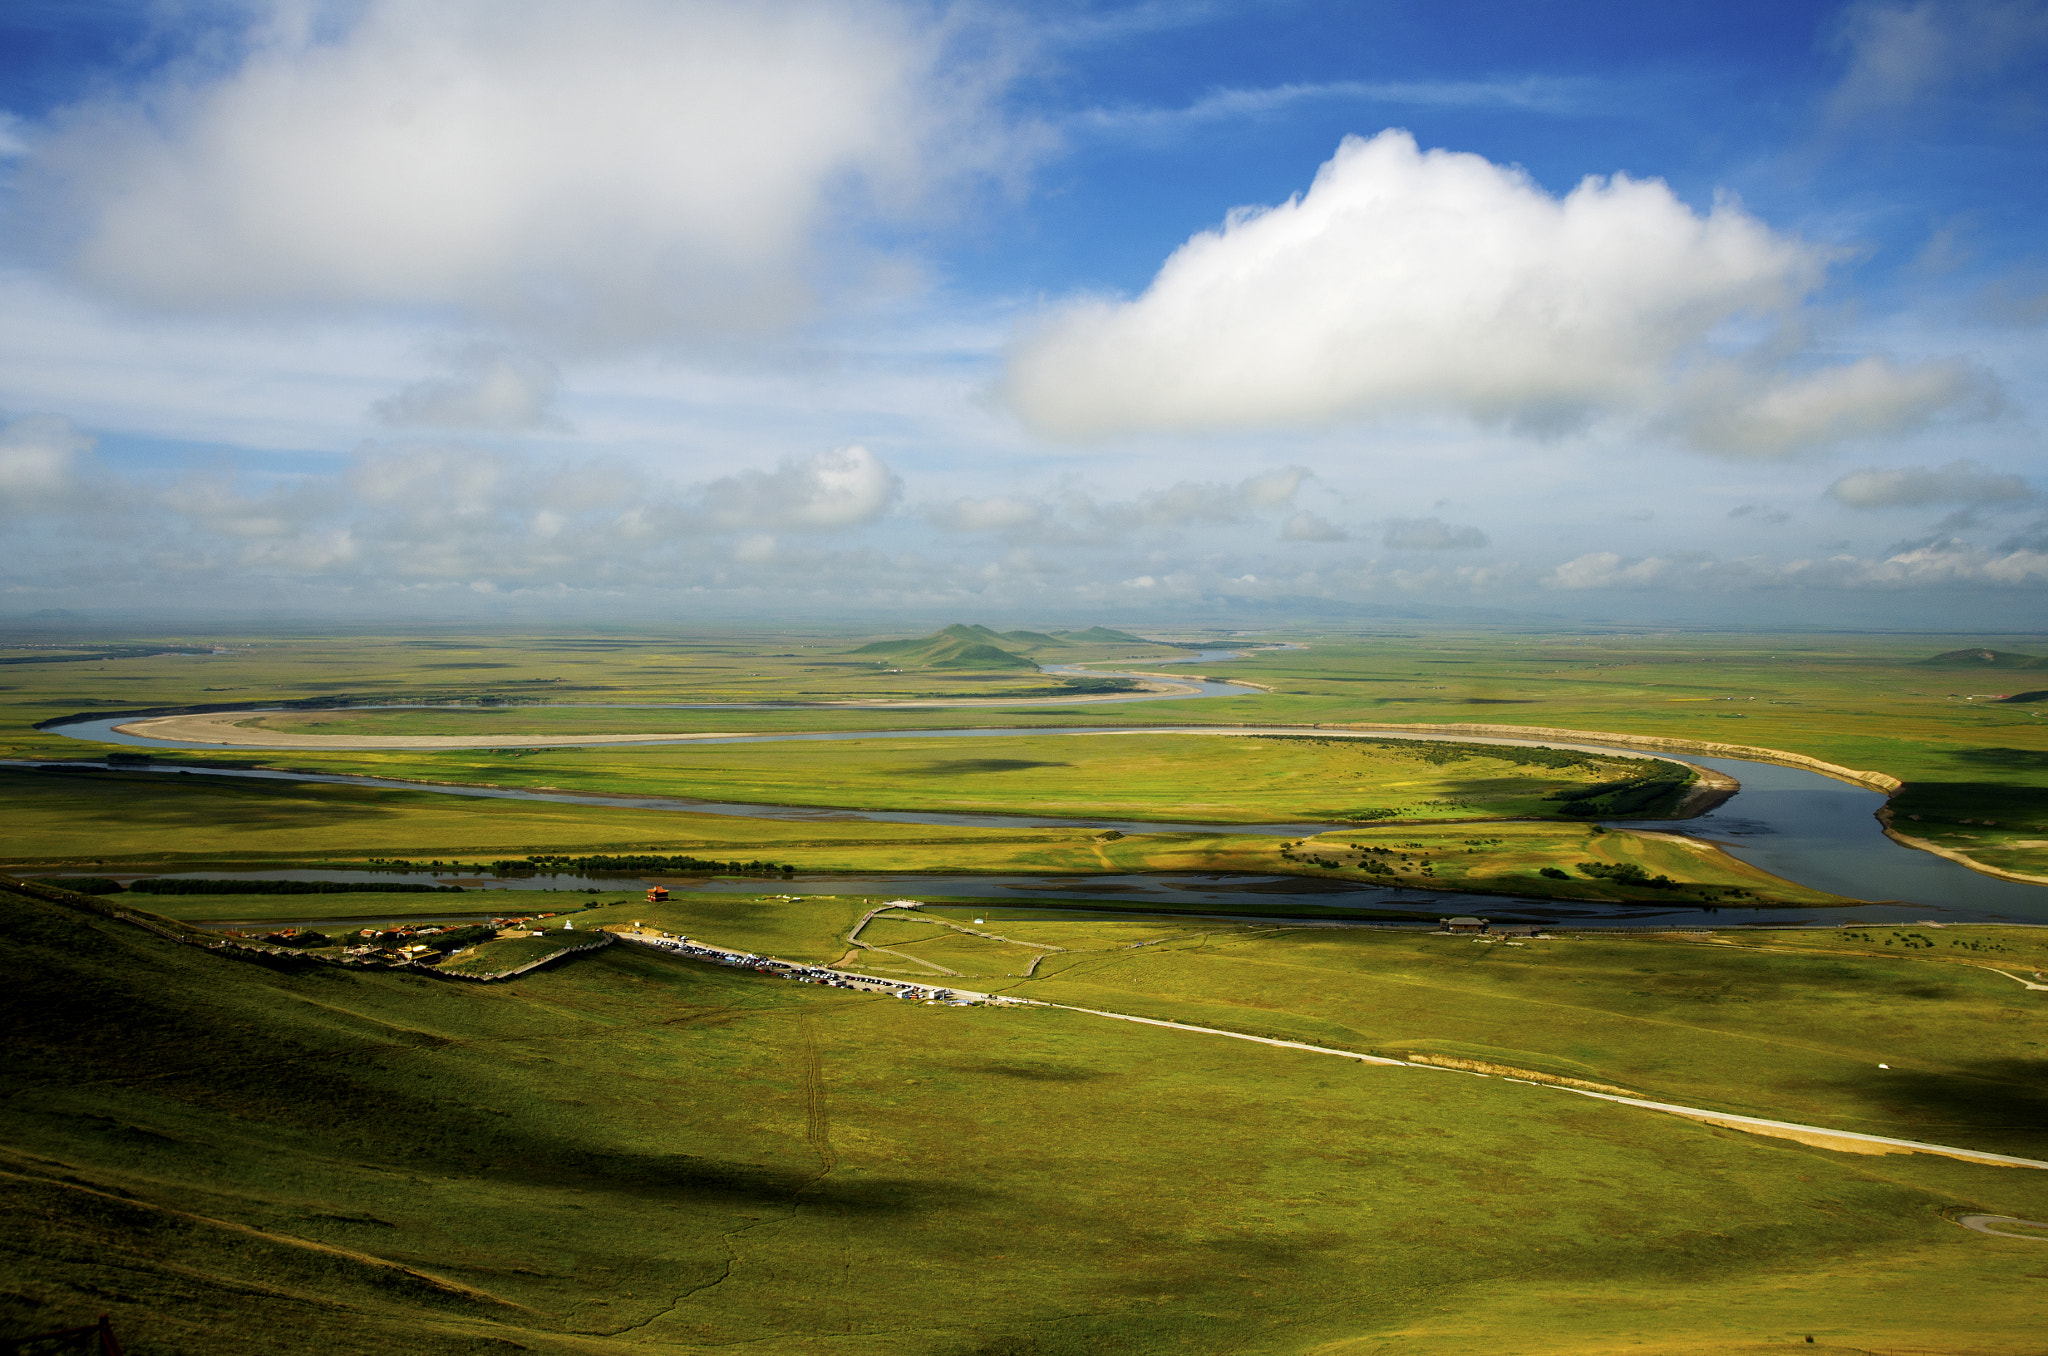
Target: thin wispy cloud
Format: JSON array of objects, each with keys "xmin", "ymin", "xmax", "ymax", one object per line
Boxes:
[{"xmin": 1072, "ymin": 76, "xmax": 1593, "ymax": 136}]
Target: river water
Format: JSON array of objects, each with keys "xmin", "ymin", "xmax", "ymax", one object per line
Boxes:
[{"xmin": 27, "ymin": 648, "xmax": 2048, "ymax": 927}]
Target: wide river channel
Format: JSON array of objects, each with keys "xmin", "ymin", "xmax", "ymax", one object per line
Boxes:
[{"xmin": 29, "ymin": 648, "xmax": 2048, "ymax": 929}]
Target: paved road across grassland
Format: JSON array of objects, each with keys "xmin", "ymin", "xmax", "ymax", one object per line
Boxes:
[
  {"xmin": 1957, "ymin": 1214, "xmax": 2048, "ymax": 1239},
  {"xmin": 622, "ymin": 925, "xmax": 2048, "ymax": 1174}
]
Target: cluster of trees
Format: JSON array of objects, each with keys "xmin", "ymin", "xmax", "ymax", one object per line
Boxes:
[
  {"xmin": 1547, "ymin": 770, "xmax": 1692, "ymax": 818},
  {"xmin": 1575, "ymin": 861, "xmax": 1679, "ymax": 889},
  {"xmin": 1252, "ymin": 734, "xmax": 1608, "ymax": 771}
]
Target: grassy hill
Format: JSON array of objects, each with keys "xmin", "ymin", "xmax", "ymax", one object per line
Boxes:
[
  {"xmin": 1055, "ymin": 626, "xmax": 1184, "ymax": 647},
  {"xmin": 8, "ymin": 876, "xmax": 2048, "ymax": 1354},
  {"xmin": 1920, "ymin": 648, "xmax": 2047, "ymax": 668},
  {"xmin": 848, "ymin": 624, "xmax": 1198, "ymax": 670},
  {"xmin": 847, "ymin": 624, "xmax": 1038, "ymax": 670}
]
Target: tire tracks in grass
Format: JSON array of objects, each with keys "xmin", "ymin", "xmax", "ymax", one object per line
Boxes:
[
  {"xmin": 799, "ymin": 1013, "xmax": 836, "ymax": 1173},
  {"xmin": 588, "ymin": 1009, "xmax": 848, "ymax": 1341}
]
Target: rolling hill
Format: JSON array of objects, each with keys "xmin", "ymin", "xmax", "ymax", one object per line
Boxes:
[
  {"xmin": 849, "ymin": 624, "xmax": 1196, "ymax": 669},
  {"xmin": 847, "ymin": 624, "xmax": 1039, "ymax": 670},
  {"xmin": 1919, "ymin": 647, "xmax": 2047, "ymax": 668}
]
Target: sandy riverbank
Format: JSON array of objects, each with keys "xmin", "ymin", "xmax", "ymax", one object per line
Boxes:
[
  {"xmin": 109, "ymin": 678, "xmax": 1202, "ymax": 750},
  {"xmin": 111, "ymin": 713, "xmax": 762, "ymax": 749}
]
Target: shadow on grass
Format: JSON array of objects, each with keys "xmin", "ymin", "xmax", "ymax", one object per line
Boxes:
[
  {"xmin": 1836, "ymin": 1058, "xmax": 2048, "ymax": 1153},
  {"xmin": 1892, "ymin": 774, "xmax": 2048, "ymax": 828},
  {"xmin": 3, "ymin": 889, "xmax": 976, "ymax": 1221},
  {"xmin": 1944, "ymin": 749, "xmax": 2048, "ymax": 773},
  {"xmin": 4, "ymin": 768, "xmax": 421, "ymax": 832},
  {"xmin": 899, "ymin": 759, "xmax": 1073, "ymax": 776},
  {"xmin": 948, "ymin": 1060, "xmax": 1117, "ymax": 1082}
]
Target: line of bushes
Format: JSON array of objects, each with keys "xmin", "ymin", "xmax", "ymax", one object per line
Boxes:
[
  {"xmin": 1547, "ymin": 769, "xmax": 1693, "ymax": 817},
  {"xmin": 1251, "ymin": 734, "xmax": 1608, "ymax": 770},
  {"xmin": 1576, "ymin": 861, "xmax": 1679, "ymax": 889}
]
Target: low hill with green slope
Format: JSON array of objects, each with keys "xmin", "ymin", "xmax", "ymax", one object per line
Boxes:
[
  {"xmin": 1920, "ymin": 647, "xmax": 2047, "ymax": 668},
  {"xmin": 1055, "ymin": 625, "xmax": 1179, "ymax": 646},
  {"xmin": 8, "ymin": 879, "xmax": 2048, "ymax": 1353},
  {"xmin": 848, "ymin": 623, "xmax": 1198, "ymax": 669},
  {"xmin": 847, "ymin": 623, "xmax": 1038, "ymax": 670}
]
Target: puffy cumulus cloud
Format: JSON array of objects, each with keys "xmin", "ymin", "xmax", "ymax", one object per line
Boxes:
[
  {"xmin": 926, "ymin": 467, "xmax": 1309, "ymax": 543},
  {"xmin": 27, "ymin": 0, "xmax": 1020, "ymax": 345},
  {"xmin": 1281, "ymin": 511, "xmax": 1348, "ymax": 542},
  {"xmin": 1826, "ymin": 459, "xmax": 2036, "ymax": 509},
  {"xmin": 1382, "ymin": 517, "xmax": 1488, "ymax": 550},
  {"xmin": 698, "ymin": 445, "xmax": 901, "ymax": 530},
  {"xmin": 373, "ymin": 345, "xmax": 564, "ymax": 431},
  {"xmin": 1002, "ymin": 130, "xmax": 1988, "ymax": 454},
  {"xmin": 0, "ymin": 414, "xmax": 95, "ymax": 505}
]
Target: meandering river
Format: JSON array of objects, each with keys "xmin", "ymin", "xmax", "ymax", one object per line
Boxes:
[{"xmin": 27, "ymin": 649, "xmax": 2048, "ymax": 927}]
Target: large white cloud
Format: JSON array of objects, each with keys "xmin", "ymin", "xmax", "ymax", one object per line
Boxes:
[
  {"xmin": 1001, "ymin": 130, "xmax": 1989, "ymax": 452},
  {"xmin": 26, "ymin": 0, "xmax": 1015, "ymax": 345}
]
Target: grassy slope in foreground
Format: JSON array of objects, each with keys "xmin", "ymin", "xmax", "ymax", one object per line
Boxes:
[{"xmin": 6, "ymin": 882, "xmax": 2048, "ymax": 1356}]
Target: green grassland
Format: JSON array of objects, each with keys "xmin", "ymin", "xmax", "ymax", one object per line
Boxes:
[
  {"xmin": 8, "ymin": 882, "xmax": 2048, "ymax": 1355},
  {"xmin": 0, "ymin": 624, "xmax": 1200, "ymax": 727},
  {"xmin": 434, "ymin": 930, "xmax": 597, "ymax": 974},
  {"xmin": 92, "ymin": 889, "xmax": 522, "ymax": 924},
  {"xmin": 0, "ymin": 767, "xmax": 1851, "ymax": 909},
  {"xmin": 9, "ymin": 625, "xmax": 2048, "ymax": 880},
  {"xmin": 13, "ymin": 627, "xmax": 2048, "ymax": 1351},
  {"xmin": 0, "ymin": 766, "xmax": 1082, "ymax": 867},
  {"xmin": 179, "ymin": 730, "xmax": 1687, "ymax": 825}
]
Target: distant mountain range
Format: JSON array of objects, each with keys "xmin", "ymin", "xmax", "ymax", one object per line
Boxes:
[{"xmin": 848, "ymin": 623, "xmax": 1190, "ymax": 670}]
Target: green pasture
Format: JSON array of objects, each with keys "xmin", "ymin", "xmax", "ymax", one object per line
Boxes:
[
  {"xmin": 435, "ymin": 930, "xmax": 594, "ymax": 974},
  {"xmin": 172, "ymin": 728, "xmax": 1683, "ymax": 825},
  {"xmin": 635, "ymin": 893, "xmax": 2048, "ymax": 1161},
  {"xmin": 8, "ymin": 883, "xmax": 2048, "ymax": 1355},
  {"xmin": 980, "ymin": 917, "xmax": 2048, "ymax": 1160},
  {"xmin": 0, "ymin": 766, "xmax": 1837, "ymax": 907},
  {"xmin": 93, "ymin": 889, "xmax": 523, "ymax": 924},
  {"xmin": 9, "ymin": 622, "xmax": 2048, "ymax": 880},
  {"xmin": 1019, "ymin": 820, "xmax": 1851, "ymax": 907},
  {"xmin": 0, "ymin": 766, "xmax": 1085, "ymax": 866}
]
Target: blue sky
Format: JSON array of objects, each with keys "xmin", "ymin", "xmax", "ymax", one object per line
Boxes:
[{"xmin": 1, "ymin": 0, "xmax": 2044, "ymax": 626}]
